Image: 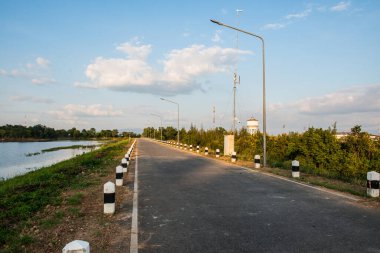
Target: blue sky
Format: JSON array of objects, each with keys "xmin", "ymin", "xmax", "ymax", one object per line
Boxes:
[{"xmin": 1, "ymin": 0, "xmax": 379, "ymax": 134}]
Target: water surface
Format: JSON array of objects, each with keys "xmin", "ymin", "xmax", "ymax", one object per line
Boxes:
[{"xmin": 0, "ymin": 140, "xmax": 99, "ymax": 179}]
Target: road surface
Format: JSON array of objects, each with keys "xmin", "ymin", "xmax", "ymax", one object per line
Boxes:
[{"xmin": 134, "ymin": 138, "xmax": 380, "ymax": 252}]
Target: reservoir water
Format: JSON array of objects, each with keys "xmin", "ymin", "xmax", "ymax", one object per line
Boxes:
[{"xmin": 0, "ymin": 140, "xmax": 99, "ymax": 179}]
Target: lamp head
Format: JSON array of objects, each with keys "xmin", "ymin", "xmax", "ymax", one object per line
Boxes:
[{"xmin": 210, "ymin": 19, "xmax": 222, "ymax": 25}]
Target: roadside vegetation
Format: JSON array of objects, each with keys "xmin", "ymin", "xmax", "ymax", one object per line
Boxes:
[
  {"xmin": 143, "ymin": 124, "xmax": 380, "ymax": 187},
  {"xmin": 0, "ymin": 139, "xmax": 131, "ymax": 252},
  {"xmin": 0, "ymin": 124, "xmax": 140, "ymax": 140}
]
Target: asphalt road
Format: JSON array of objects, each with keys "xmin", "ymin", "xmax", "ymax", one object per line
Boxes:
[{"xmin": 136, "ymin": 138, "xmax": 380, "ymax": 253}]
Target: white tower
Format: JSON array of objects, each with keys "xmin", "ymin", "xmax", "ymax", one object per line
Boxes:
[{"xmin": 247, "ymin": 117, "xmax": 259, "ymax": 135}]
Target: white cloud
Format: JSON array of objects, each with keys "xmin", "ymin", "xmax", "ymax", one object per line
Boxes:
[
  {"xmin": 0, "ymin": 56, "xmax": 54, "ymax": 85},
  {"xmin": 50, "ymin": 104, "xmax": 123, "ymax": 120},
  {"xmin": 77, "ymin": 42, "xmax": 251, "ymax": 95},
  {"xmin": 84, "ymin": 57, "xmax": 155, "ymax": 87},
  {"xmin": 31, "ymin": 77, "xmax": 56, "ymax": 85},
  {"xmin": 35, "ymin": 57, "xmax": 50, "ymax": 67},
  {"xmin": 262, "ymin": 23, "xmax": 286, "ymax": 30},
  {"xmin": 285, "ymin": 9, "xmax": 311, "ymax": 19},
  {"xmin": 116, "ymin": 39, "xmax": 152, "ymax": 60},
  {"xmin": 267, "ymin": 85, "xmax": 380, "ymax": 134},
  {"xmin": 297, "ymin": 85, "xmax": 380, "ymax": 115},
  {"xmin": 10, "ymin": 95, "xmax": 54, "ymax": 104},
  {"xmin": 330, "ymin": 1, "xmax": 351, "ymax": 12},
  {"xmin": 212, "ymin": 30, "xmax": 222, "ymax": 43}
]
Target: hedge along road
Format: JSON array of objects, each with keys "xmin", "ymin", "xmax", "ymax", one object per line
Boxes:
[{"xmin": 135, "ymin": 138, "xmax": 380, "ymax": 253}]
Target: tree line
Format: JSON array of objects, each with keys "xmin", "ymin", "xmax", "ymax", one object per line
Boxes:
[
  {"xmin": 0, "ymin": 124, "xmax": 140, "ymax": 140},
  {"xmin": 143, "ymin": 124, "xmax": 380, "ymax": 183}
]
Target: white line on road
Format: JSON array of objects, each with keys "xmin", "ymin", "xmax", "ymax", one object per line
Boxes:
[{"xmin": 130, "ymin": 144, "xmax": 139, "ymax": 253}]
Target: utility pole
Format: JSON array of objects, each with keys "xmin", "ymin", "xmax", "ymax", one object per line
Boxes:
[
  {"xmin": 213, "ymin": 106, "xmax": 216, "ymax": 129},
  {"xmin": 233, "ymin": 9, "xmax": 242, "ymax": 134}
]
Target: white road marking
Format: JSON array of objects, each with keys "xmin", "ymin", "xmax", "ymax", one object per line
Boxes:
[
  {"xmin": 258, "ymin": 170, "xmax": 361, "ymax": 202},
  {"xmin": 130, "ymin": 144, "xmax": 139, "ymax": 253}
]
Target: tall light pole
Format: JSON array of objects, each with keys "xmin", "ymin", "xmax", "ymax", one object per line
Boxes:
[
  {"xmin": 160, "ymin": 98, "xmax": 180, "ymax": 144},
  {"xmin": 151, "ymin": 113, "xmax": 163, "ymax": 141},
  {"xmin": 210, "ymin": 19, "xmax": 267, "ymax": 167}
]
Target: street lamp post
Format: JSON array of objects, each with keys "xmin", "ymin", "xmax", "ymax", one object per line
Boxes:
[
  {"xmin": 151, "ymin": 113, "xmax": 163, "ymax": 141},
  {"xmin": 160, "ymin": 98, "xmax": 180, "ymax": 144},
  {"xmin": 210, "ymin": 19, "xmax": 267, "ymax": 167}
]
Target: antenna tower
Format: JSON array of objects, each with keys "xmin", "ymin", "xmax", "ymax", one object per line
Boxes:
[
  {"xmin": 233, "ymin": 9, "xmax": 242, "ymax": 133},
  {"xmin": 213, "ymin": 106, "xmax": 216, "ymax": 128}
]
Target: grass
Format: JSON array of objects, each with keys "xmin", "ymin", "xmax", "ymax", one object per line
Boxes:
[
  {"xmin": 67, "ymin": 193, "xmax": 83, "ymax": 205},
  {"xmin": 41, "ymin": 144, "xmax": 97, "ymax": 153},
  {"xmin": 0, "ymin": 139, "xmax": 131, "ymax": 252},
  {"xmin": 68, "ymin": 207, "xmax": 83, "ymax": 218}
]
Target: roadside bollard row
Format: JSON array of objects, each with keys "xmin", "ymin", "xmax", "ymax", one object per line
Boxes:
[
  {"xmin": 63, "ymin": 140, "xmax": 137, "ymax": 252},
  {"xmin": 104, "ymin": 140, "xmax": 137, "ymax": 215},
  {"xmin": 161, "ymin": 139, "xmax": 379, "ymax": 198}
]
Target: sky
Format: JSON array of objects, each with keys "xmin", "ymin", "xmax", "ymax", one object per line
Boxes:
[{"xmin": 1, "ymin": 0, "xmax": 380, "ymax": 135}]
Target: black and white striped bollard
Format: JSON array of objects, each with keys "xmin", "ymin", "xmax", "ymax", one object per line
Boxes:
[
  {"xmin": 216, "ymin": 149, "xmax": 220, "ymax": 158},
  {"xmin": 205, "ymin": 147, "xmax": 208, "ymax": 155},
  {"xmin": 231, "ymin": 151, "xmax": 237, "ymax": 163},
  {"xmin": 190, "ymin": 145, "xmax": 193, "ymax": 151},
  {"xmin": 254, "ymin": 155, "xmax": 261, "ymax": 169},
  {"xmin": 196, "ymin": 145, "xmax": 200, "ymax": 153},
  {"xmin": 292, "ymin": 160, "xmax": 300, "ymax": 178},
  {"xmin": 104, "ymin": 181, "xmax": 115, "ymax": 214},
  {"xmin": 115, "ymin": 166, "xmax": 123, "ymax": 186},
  {"xmin": 367, "ymin": 171, "xmax": 379, "ymax": 197},
  {"xmin": 121, "ymin": 158, "xmax": 128, "ymax": 172},
  {"xmin": 62, "ymin": 240, "xmax": 90, "ymax": 253}
]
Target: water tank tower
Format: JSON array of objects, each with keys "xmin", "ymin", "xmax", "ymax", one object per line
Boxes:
[{"xmin": 247, "ymin": 117, "xmax": 259, "ymax": 135}]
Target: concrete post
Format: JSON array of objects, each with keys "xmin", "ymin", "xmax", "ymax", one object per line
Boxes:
[
  {"xmin": 196, "ymin": 145, "xmax": 200, "ymax": 153},
  {"xmin": 104, "ymin": 181, "xmax": 115, "ymax": 214},
  {"xmin": 190, "ymin": 145, "xmax": 193, "ymax": 151},
  {"xmin": 292, "ymin": 160, "xmax": 300, "ymax": 178},
  {"xmin": 205, "ymin": 147, "xmax": 209, "ymax": 155},
  {"xmin": 62, "ymin": 240, "xmax": 90, "ymax": 253},
  {"xmin": 367, "ymin": 171, "xmax": 379, "ymax": 197},
  {"xmin": 254, "ymin": 155, "xmax": 261, "ymax": 169},
  {"xmin": 231, "ymin": 151, "xmax": 237, "ymax": 163},
  {"xmin": 216, "ymin": 149, "xmax": 220, "ymax": 158},
  {"xmin": 115, "ymin": 166, "xmax": 123, "ymax": 186},
  {"xmin": 121, "ymin": 158, "xmax": 128, "ymax": 173}
]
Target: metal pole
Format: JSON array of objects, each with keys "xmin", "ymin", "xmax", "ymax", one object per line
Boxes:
[
  {"xmin": 262, "ymin": 40, "xmax": 267, "ymax": 167},
  {"xmin": 210, "ymin": 19, "xmax": 267, "ymax": 167},
  {"xmin": 177, "ymin": 103, "xmax": 179, "ymax": 144},
  {"xmin": 160, "ymin": 117, "xmax": 163, "ymax": 141},
  {"xmin": 151, "ymin": 113, "xmax": 163, "ymax": 141},
  {"xmin": 160, "ymin": 98, "xmax": 180, "ymax": 144}
]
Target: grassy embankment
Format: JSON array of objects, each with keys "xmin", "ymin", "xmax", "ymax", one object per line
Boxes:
[
  {"xmin": 0, "ymin": 139, "xmax": 130, "ymax": 252},
  {"xmin": 25, "ymin": 145, "xmax": 98, "ymax": 157}
]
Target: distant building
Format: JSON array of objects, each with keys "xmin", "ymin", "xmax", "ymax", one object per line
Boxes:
[
  {"xmin": 247, "ymin": 117, "xmax": 259, "ymax": 135},
  {"xmin": 335, "ymin": 132, "xmax": 380, "ymax": 140},
  {"xmin": 335, "ymin": 132, "xmax": 350, "ymax": 139}
]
